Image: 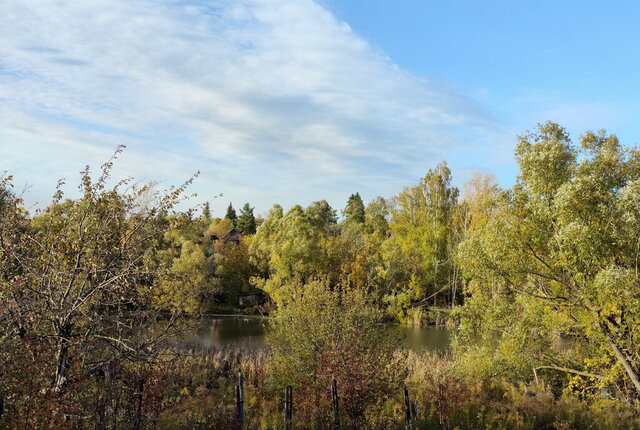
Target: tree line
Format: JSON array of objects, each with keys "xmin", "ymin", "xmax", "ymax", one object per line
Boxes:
[{"xmin": 2, "ymin": 122, "xmax": 640, "ymax": 426}]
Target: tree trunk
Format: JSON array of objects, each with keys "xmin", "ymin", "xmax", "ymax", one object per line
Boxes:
[
  {"xmin": 54, "ymin": 323, "xmax": 72, "ymax": 393},
  {"xmin": 54, "ymin": 344, "xmax": 69, "ymax": 393},
  {"xmin": 599, "ymin": 320, "xmax": 640, "ymax": 394}
]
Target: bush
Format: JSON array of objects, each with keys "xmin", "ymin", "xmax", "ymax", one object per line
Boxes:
[{"xmin": 267, "ymin": 279, "xmax": 406, "ymax": 428}]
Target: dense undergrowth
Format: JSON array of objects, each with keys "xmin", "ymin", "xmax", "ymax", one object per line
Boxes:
[{"xmin": 153, "ymin": 344, "xmax": 640, "ymax": 429}]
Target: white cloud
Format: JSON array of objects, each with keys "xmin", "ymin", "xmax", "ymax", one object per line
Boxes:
[{"xmin": 0, "ymin": 0, "xmax": 500, "ymax": 214}]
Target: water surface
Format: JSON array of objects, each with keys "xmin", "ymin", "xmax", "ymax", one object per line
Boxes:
[{"xmin": 194, "ymin": 315, "xmax": 452, "ymax": 353}]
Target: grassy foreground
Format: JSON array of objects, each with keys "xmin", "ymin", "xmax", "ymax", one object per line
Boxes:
[{"xmin": 145, "ymin": 342, "xmax": 640, "ymax": 429}]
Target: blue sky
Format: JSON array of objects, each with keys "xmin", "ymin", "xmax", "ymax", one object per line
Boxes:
[{"xmin": 1, "ymin": 0, "xmax": 638, "ymax": 216}]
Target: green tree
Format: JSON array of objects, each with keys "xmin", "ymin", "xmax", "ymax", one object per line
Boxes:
[
  {"xmin": 237, "ymin": 202, "xmax": 256, "ymax": 235},
  {"xmin": 342, "ymin": 192, "xmax": 365, "ymax": 225},
  {"xmin": 248, "ymin": 204, "xmax": 283, "ymax": 277},
  {"xmin": 155, "ymin": 212, "xmax": 217, "ymax": 312},
  {"xmin": 364, "ymin": 196, "xmax": 389, "ymax": 239},
  {"xmin": 249, "ymin": 205, "xmax": 327, "ymax": 303},
  {"xmin": 457, "ymin": 122, "xmax": 640, "ymax": 396},
  {"xmin": 225, "ymin": 202, "xmax": 237, "ymax": 227},
  {"xmin": 383, "ymin": 162, "xmax": 461, "ymax": 322},
  {"xmin": 214, "ymin": 237, "xmax": 253, "ymax": 305},
  {"xmin": 202, "ymin": 201, "xmax": 211, "ymax": 221},
  {"xmin": 304, "ymin": 199, "xmax": 338, "ymax": 235}
]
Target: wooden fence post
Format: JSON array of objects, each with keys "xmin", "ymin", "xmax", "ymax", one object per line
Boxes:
[
  {"xmin": 235, "ymin": 372, "xmax": 244, "ymax": 428},
  {"xmin": 403, "ymin": 385, "xmax": 412, "ymax": 429},
  {"xmin": 134, "ymin": 379, "xmax": 144, "ymax": 430},
  {"xmin": 331, "ymin": 379, "xmax": 340, "ymax": 430},
  {"xmin": 284, "ymin": 385, "xmax": 292, "ymax": 430}
]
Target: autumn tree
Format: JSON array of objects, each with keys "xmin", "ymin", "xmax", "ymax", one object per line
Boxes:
[
  {"xmin": 249, "ymin": 204, "xmax": 328, "ymax": 303},
  {"xmin": 304, "ymin": 199, "xmax": 338, "ymax": 235},
  {"xmin": 457, "ymin": 122, "xmax": 640, "ymax": 396},
  {"xmin": 363, "ymin": 196, "xmax": 390, "ymax": 239},
  {"xmin": 382, "ymin": 162, "xmax": 462, "ymax": 322},
  {"xmin": 154, "ymin": 211, "xmax": 217, "ymax": 312},
  {"xmin": 249, "ymin": 201, "xmax": 341, "ymax": 304},
  {"xmin": 0, "ymin": 149, "xmax": 199, "ymax": 425}
]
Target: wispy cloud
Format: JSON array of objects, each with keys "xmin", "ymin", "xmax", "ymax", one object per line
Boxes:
[{"xmin": 0, "ymin": 0, "xmax": 501, "ymax": 213}]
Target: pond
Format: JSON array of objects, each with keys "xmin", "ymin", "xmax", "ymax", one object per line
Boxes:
[{"xmin": 193, "ymin": 315, "xmax": 453, "ymax": 353}]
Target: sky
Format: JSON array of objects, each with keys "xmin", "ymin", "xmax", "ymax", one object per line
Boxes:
[{"xmin": 1, "ymin": 0, "xmax": 639, "ymax": 217}]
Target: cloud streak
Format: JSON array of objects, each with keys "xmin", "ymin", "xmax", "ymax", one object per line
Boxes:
[{"xmin": 0, "ymin": 0, "xmax": 501, "ymax": 213}]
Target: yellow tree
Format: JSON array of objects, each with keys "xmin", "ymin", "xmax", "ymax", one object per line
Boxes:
[
  {"xmin": 458, "ymin": 122, "xmax": 640, "ymax": 395},
  {"xmin": 383, "ymin": 162, "xmax": 462, "ymax": 321}
]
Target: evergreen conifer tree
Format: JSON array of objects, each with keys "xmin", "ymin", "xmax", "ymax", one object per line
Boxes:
[
  {"xmin": 225, "ymin": 203, "xmax": 237, "ymax": 227},
  {"xmin": 343, "ymin": 192, "xmax": 365, "ymax": 224},
  {"xmin": 202, "ymin": 201, "xmax": 212, "ymax": 221},
  {"xmin": 237, "ymin": 203, "xmax": 256, "ymax": 234}
]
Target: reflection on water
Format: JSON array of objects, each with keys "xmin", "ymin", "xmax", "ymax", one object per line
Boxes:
[
  {"xmin": 198, "ymin": 316, "xmax": 268, "ymax": 347},
  {"xmin": 195, "ymin": 315, "xmax": 452, "ymax": 353},
  {"xmin": 393, "ymin": 324, "xmax": 451, "ymax": 353}
]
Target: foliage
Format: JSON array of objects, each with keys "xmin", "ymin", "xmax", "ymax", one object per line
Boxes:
[
  {"xmin": 381, "ymin": 162, "xmax": 463, "ymax": 323},
  {"xmin": 202, "ymin": 201, "xmax": 211, "ymax": 221},
  {"xmin": 343, "ymin": 192, "xmax": 365, "ymax": 226},
  {"xmin": 214, "ymin": 236, "xmax": 254, "ymax": 305},
  {"xmin": 249, "ymin": 204, "xmax": 334, "ymax": 304},
  {"xmin": 155, "ymin": 213, "xmax": 217, "ymax": 312},
  {"xmin": 364, "ymin": 196, "xmax": 390, "ymax": 239},
  {"xmin": 267, "ymin": 279, "xmax": 405, "ymax": 428},
  {"xmin": 6, "ymin": 121, "xmax": 640, "ymax": 426},
  {"xmin": 305, "ymin": 199, "xmax": 339, "ymax": 235},
  {"xmin": 237, "ymin": 202, "xmax": 257, "ymax": 235},
  {"xmin": 457, "ymin": 121, "xmax": 640, "ymax": 397},
  {"xmin": 0, "ymin": 149, "xmax": 200, "ymax": 426},
  {"xmin": 406, "ymin": 351, "xmax": 640, "ymax": 430},
  {"xmin": 225, "ymin": 202, "xmax": 237, "ymax": 226}
]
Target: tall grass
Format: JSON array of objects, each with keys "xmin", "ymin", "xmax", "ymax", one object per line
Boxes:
[
  {"xmin": 143, "ymin": 343, "xmax": 640, "ymax": 429},
  {"xmin": 405, "ymin": 350, "xmax": 640, "ymax": 430}
]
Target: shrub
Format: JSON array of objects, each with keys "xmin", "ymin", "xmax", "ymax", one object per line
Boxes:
[{"xmin": 267, "ymin": 279, "xmax": 406, "ymax": 428}]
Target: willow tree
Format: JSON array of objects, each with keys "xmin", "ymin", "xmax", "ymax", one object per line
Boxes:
[
  {"xmin": 249, "ymin": 204, "xmax": 327, "ymax": 303},
  {"xmin": 458, "ymin": 122, "xmax": 640, "ymax": 395}
]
